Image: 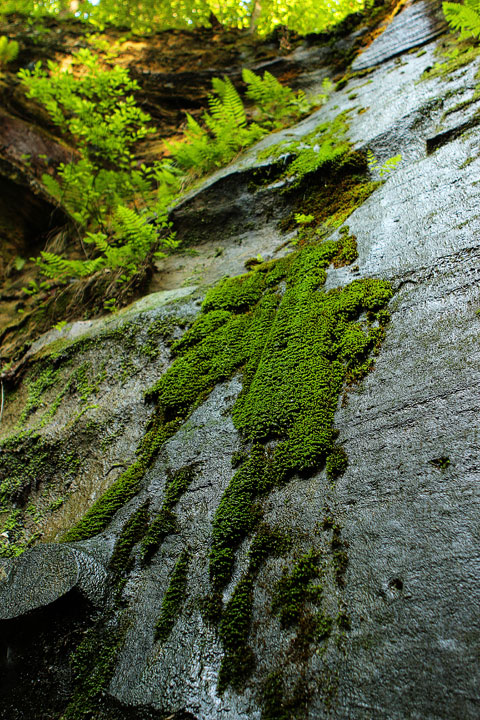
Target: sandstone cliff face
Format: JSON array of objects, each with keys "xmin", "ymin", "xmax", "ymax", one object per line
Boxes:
[{"xmin": 1, "ymin": 1, "xmax": 479, "ymax": 718}]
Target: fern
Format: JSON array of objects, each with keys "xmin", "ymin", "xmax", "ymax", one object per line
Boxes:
[
  {"xmin": 34, "ymin": 251, "xmax": 105, "ymax": 279},
  {"xmin": 443, "ymin": 0, "xmax": 480, "ymax": 38},
  {"xmin": 0, "ymin": 36, "xmax": 19, "ymax": 67},
  {"xmin": 367, "ymin": 150, "xmax": 402, "ymax": 177},
  {"xmin": 210, "ymin": 77, "xmax": 247, "ymax": 128},
  {"xmin": 243, "ymin": 68, "xmax": 295, "ymax": 120},
  {"xmin": 166, "ymin": 77, "xmax": 265, "ymax": 176},
  {"xmin": 241, "ymin": 68, "xmax": 330, "ymax": 128},
  {"xmin": 28, "ymin": 60, "xmax": 327, "ymax": 285}
]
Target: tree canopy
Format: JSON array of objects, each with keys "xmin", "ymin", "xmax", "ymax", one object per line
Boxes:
[{"xmin": 1, "ymin": 0, "xmax": 369, "ymax": 36}]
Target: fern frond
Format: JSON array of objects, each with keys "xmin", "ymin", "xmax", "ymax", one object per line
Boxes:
[
  {"xmin": 206, "ymin": 77, "xmax": 246, "ymax": 133},
  {"xmin": 443, "ymin": 1, "xmax": 480, "ymax": 37},
  {"xmin": 0, "ymin": 36, "xmax": 19, "ymax": 66},
  {"xmin": 42, "ymin": 173, "xmax": 62, "ymax": 201}
]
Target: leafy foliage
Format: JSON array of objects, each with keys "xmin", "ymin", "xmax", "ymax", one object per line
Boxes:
[
  {"xmin": 166, "ymin": 76, "xmax": 264, "ymax": 176},
  {"xmin": 19, "ymin": 47, "xmax": 176, "ymax": 281},
  {"xmin": 242, "ymin": 69, "xmax": 331, "ymax": 128},
  {"xmin": 167, "ymin": 71, "xmax": 327, "ymax": 178},
  {"xmin": 16, "ymin": 33, "xmax": 329, "ymax": 288},
  {"xmin": 367, "ymin": 149, "xmax": 402, "ymax": 176},
  {"xmin": 443, "ymin": 0, "xmax": 480, "ymax": 38},
  {"xmin": 19, "ymin": 48, "xmax": 152, "ymax": 167},
  {"xmin": 0, "ymin": 35, "xmax": 19, "ymax": 66},
  {"xmin": 0, "ymin": 0, "xmax": 369, "ymax": 36}
]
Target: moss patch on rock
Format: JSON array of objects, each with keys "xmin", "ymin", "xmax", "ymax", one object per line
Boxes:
[
  {"xmin": 154, "ymin": 549, "xmax": 191, "ymax": 643},
  {"xmin": 141, "ymin": 464, "xmax": 197, "ymax": 562}
]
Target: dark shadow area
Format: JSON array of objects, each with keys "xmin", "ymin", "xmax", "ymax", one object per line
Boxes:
[
  {"xmin": 94, "ymin": 695, "xmax": 199, "ymax": 720},
  {"xmin": 0, "ymin": 588, "xmax": 93, "ymax": 720}
]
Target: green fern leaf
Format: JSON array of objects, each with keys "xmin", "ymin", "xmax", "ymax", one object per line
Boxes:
[{"xmin": 443, "ymin": 1, "xmax": 480, "ymax": 37}]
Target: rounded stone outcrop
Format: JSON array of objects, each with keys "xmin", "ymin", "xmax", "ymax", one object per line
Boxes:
[{"xmin": 0, "ymin": 543, "xmax": 107, "ymax": 620}]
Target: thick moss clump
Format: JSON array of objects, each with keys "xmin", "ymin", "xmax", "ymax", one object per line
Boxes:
[
  {"xmin": 185, "ymin": 243, "xmax": 392, "ymax": 590},
  {"xmin": 155, "ymin": 549, "xmax": 191, "ymax": 642}
]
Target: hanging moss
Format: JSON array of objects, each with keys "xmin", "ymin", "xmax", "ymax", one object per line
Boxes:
[
  {"xmin": 155, "ymin": 549, "xmax": 191, "ymax": 642},
  {"xmin": 271, "ymin": 550, "xmax": 323, "ymax": 628},
  {"xmin": 217, "ymin": 575, "xmax": 256, "ymax": 693},
  {"xmin": 109, "ymin": 502, "xmax": 150, "ymax": 578},
  {"xmin": 62, "ymin": 417, "xmax": 180, "ymax": 542},
  {"xmin": 141, "ymin": 465, "xmax": 197, "ymax": 562},
  {"xmin": 261, "ymin": 671, "xmax": 310, "ymax": 720},
  {"xmin": 217, "ymin": 523, "xmax": 291, "ymax": 692},
  {"xmin": 248, "ymin": 523, "xmax": 292, "ymax": 573},
  {"xmin": 209, "ymin": 444, "xmax": 266, "ymax": 588}
]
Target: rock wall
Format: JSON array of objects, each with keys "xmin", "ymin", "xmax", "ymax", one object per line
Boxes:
[{"xmin": 1, "ymin": 1, "xmax": 480, "ymax": 718}]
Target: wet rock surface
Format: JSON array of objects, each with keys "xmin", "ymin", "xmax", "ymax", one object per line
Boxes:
[
  {"xmin": 0, "ymin": 543, "xmax": 107, "ymax": 618},
  {"xmin": 352, "ymin": 0, "xmax": 447, "ymax": 71},
  {"xmin": 1, "ymin": 0, "xmax": 480, "ymax": 718}
]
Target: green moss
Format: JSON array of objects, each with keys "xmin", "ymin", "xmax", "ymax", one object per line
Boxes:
[
  {"xmin": 315, "ymin": 612, "xmax": 333, "ymax": 641},
  {"xmin": 74, "ymin": 361, "xmax": 106, "ymax": 403},
  {"xmin": 0, "ymin": 431, "xmax": 80, "ymax": 555},
  {"xmin": 62, "ymin": 417, "xmax": 179, "ymax": 542},
  {"xmin": 171, "ymin": 310, "xmax": 231, "ymax": 354},
  {"xmin": 430, "ymin": 456, "xmax": 450, "ymax": 470},
  {"xmin": 0, "ymin": 509, "xmax": 25, "ymax": 558},
  {"xmin": 262, "ymin": 671, "xmax": 288, "ymax": 720},
  {"xmin": 141, "ymin": 509, "xmax": 177, "ymax": 557},
  {"xmin": 271, "ymin": 549, "xmax": 323, "ymax": 628},
  {"xmin": 325, "ymin": 446, "xmax": 348, "ymax": 480},
  {"xmin": 231, "ymin": 450, "xmax": 248, "ymax": 468},
  {"xmin": 20, "ymin": 365, "xmax": 59, "ymax": 424},
  {"xmin": 261, "ymin": 672, "xmax": 310, "ymax": 720},
  {"xmin": 140, "ymin": 315, "xmax": 180, "ymax": 358},
  {"xmin": 109, "ymin": 502, "xmax": 149, "ymax": 577},
  {"xmin": 155, "ymin": 549, "xmax": 190, "ymax": 642},
  {"xmin": 216, "ymin": 522, "xmax": 292, "ymax": 692},
  {"xmin": 256, "ymin": 113, "xmax": 351, "ymax": 183},
  {"xmin": 163, "ymin": 465, "xmax": 196, "ymax": 506},
  {"xmin": 248, "ymin": 523, "xmax": 292, "ymax": 573},
  {"xmin": 421, "ymin": 40, "xmax": 480, "ymax": 81},
  {"xmin": 141, "ymin": 465, "xmax": 196, "ymax": 561},
  {"xmin": 146, "ymin": 239, "xmax": 391, "ymax": 591},
  {"xmin": 332, "ymin": 226, "xmax": 358, "ymax": 268},
  {"xmin": 146, "ymin": 289, "xmax": 279, "ymax": 414},
  {"xmin": 209, "ymin": 444, "xmax": 265, "ymax": 588},
  {"xmin": 217, "ymin": 575, "xmax": 255, "ymax": 693}
]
